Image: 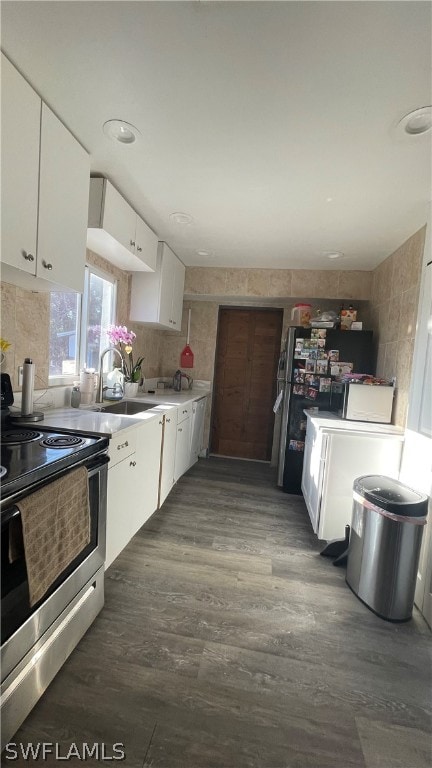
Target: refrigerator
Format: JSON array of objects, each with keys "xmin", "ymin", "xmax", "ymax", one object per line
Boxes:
[{"xmin": 276, "ymin": 326, "xmax": 374, "ymax": 493}]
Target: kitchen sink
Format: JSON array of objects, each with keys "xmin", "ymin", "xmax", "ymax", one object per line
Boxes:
[{"xmin": 93, "ymin": 400, "xmax": 156, "ymax": 415}]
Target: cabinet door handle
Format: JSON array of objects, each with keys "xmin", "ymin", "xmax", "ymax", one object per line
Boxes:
[
  {"xmin": 169, "ymin": 319, "xmax": 173, "ymax": 324},
  {"xmin": 166, "ymin": 418, "xmax": 171, "ymax": 423},
  {"xmin": 130, "ymin": 239, "xmax": 135, "ymax": 247},
  {"xmin": 137, "ymin": 245, "xmax": 142, "ymax": 252},
  {"xmin": 42, "ymin": 260, "xmax": 53, "ymax": 270},
  {"xmin": 23, "ymin": 252, "xmax": 35, "ymax": 262},
  {"xmin": 130, "ymin": 460, "xmax": 136, "ymax": 467},
  {"xmin": 159, "ymin": 420, "xmax": 163, "ymax": 425},
  {"xmin": 173, "ymin": 321, "xmax": 177, "ymax": 326},
  {"xmin": 178, "ymin": 428, "xmax": 182, "ymax": 432},
  {"xmin": 117, "ymin": 440, "xmax": 129, "ymax": 450}
]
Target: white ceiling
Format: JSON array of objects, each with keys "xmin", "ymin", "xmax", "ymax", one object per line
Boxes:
[{"xmin": 1, "ymin": 1, "xmax": 431, "ymax": 270}]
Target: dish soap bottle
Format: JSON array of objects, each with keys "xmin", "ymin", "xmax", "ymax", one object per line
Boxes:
[{"xmin": 173, "ymin": 370, "xmax": 182, "ymax": 392}]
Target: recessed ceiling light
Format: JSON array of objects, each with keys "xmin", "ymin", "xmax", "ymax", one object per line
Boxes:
[
  {"xmin": 103, "ymin": 120, "xmax": 140, "ymax": 144},
  {"xmin": 196, "ymin": 249, "xmax": 213, "ymax": 257},
  {"xmin": 326, "ymin": 197, "xmax": 333, "ymax": 203},
  {"xmin": 169, "ymin": 212, "xmax": 193, "ymax": 225},
  {"xmin": 323, "ymin": 251, "xmax": 345, "ymax": 260},
  {"xmin": 394, "ymin": 106, "xmax": 432, "ymax": 137}
]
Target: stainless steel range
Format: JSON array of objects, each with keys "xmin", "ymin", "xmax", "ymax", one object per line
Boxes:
[{"xmin": 0, "ymin": 373, "xmax": 109, "ymax": 748}]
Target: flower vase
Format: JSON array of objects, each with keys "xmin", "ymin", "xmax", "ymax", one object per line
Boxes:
[{"xmin": 124, "ymin": 381, "xmax": 139, "ymax": 398}]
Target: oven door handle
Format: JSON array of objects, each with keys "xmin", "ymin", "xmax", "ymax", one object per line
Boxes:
[
  {"xmin": 1, "ymin": 454, "xmax": 109, "ymax": 527},
  {"xmin": 86, "ymin": 453, "xmax": 110, "ymax": 477},
  {"xmin": 1, "ymin": 505, "xmax": 20, "ymax": 528}
]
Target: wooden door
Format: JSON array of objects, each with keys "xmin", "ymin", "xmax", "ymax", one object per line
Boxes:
[{"xmin": 211, "ymin": 308, "xmax": 283, "ymax": 460}]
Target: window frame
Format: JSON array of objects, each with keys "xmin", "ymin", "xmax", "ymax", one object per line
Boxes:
[
  {"xmin": 79, "ymin": 263, "xmax": 117, "ymax": 374},
  {"xmin": 48, "ymin": 292, "xmax": 82, "ymax": 386},
  {"xmin": 48, "ymin": 263, "xmax": 117, "ymax": 386}
]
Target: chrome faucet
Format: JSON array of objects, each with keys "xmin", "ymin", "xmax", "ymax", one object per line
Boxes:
[{"xmin": 96, "ymin": 347, "xmax": 124, "ymax": 403}]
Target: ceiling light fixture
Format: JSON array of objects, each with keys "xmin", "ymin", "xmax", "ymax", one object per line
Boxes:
[
  {"xmin": 196, "ymin": 249, "xmax": 213, "ymax": 257},
  {"xmin": 395, "ymin": 106, "xmax": 432, "ymax": 137},
  {"xmin": 103, "ymin": 120, "xmax": 140, "ymax": 144},
  {"xmin": 323, "ymin": 251, "xmax": 345, "ymax": 260},
  {"xmin": 170, "ymin": 212, "xmax": 193, "ymax": 225}
]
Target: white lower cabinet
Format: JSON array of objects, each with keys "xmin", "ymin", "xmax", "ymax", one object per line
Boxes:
[
  {"xmin": 105, "ymin": 398, "xmax": 208, "ymax": 566},
  {"xmin": 105, "ymin": 419, "xmax": 163, "ymax": 569},
  {"xmin": 301, "ymin": 415, "xmax": 404, "ymax": 542},
  {"xmin": 159, "ymin": 409, "xmax": 178, "ymax": 506},
  {"xmin": 189, "ymin": 397, "xmax": 206, "ymax": 468},
  {"xmin": 174, "ymin": 413, "xmax": 192, "ymax": 482},
  {"xmin": 135, "ymin": 416, "xmax": 163, "ymax": 524},
  {"xmin": 106, "ymin": 453, "xmax": 138, "ymax": 569},
  {"xmin": 174, "ymin": 403, "xmax": 192, "ymax": 482}
]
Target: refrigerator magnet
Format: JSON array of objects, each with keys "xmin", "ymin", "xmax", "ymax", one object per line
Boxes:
[
  {"xmin": 305, "ymin": 359, "xmax": 316, "ymax": 373},
  {"xmin": 319, "ymin": 377, "xmax": 331, "ymax": 392},
  {"xmin": 328, "ymin": 349, "xmax": 339, "ymax": 361},
  {"xmin": 316, "ymin": 360, "xmax": 328, "ymax": 374},
  {"xmin": 288, "ymin": 440, "xmax": 305, "ymax": 452},
  {"xmin": 306, "ymin": 387, "xmax": 318, "ymax": 400},
  {"xmin": 293, "ymin": 384, "xmax": 305, "ymax": 395}
]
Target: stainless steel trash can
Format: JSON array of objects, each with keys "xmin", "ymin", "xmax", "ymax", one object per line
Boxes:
[{"xmin": 346, "ymin": 475, "xmax": 428, "ymax": 621}]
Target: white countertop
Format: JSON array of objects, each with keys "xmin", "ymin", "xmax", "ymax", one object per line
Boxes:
[
  {"xmin": 303, "ymin": 410, "xmax": 404, "ymax": 435},
  {"xmin": 16, "ymin": 389, "xmax": 210, "ymax": 438}
]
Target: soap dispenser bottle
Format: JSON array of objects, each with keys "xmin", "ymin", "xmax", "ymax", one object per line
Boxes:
[{"xmin": 173, "ymin": 370, "xmax": 182, "ymax": 392}]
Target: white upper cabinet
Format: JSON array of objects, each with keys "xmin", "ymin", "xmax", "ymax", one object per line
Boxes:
[
  {"xmin": 134, "ymin": 214, "xmax": 157, "ymax": 271},
  {"xmin": 130, "ymin": 242, "xmax": 185, "ymax": 330},
  {"xmin": 87, "ymin": 178, "xmax": 157, "ymax": 272},
  {"xmin": 37, "ymin": 104, "xmax": 89, "ymax": 292},
  {"xmin": 1, "ymin": 54, "xmax": 40, "ymax": 276},
  {"xmin": 1, "ymin": 53, "xmax": 90, "ymax": 293}
]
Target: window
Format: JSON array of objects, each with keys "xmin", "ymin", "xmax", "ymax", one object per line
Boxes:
[
  {"xmin": 49, "ymin": 265, "xmax": 117, "ymax": 383},
  {"xmin": 80, "ymin": 265, "xmax": 117, "ymax": 371},
  {"xmin": 49, "ymin": 293, "xmax": 81, "ymax": 378}
]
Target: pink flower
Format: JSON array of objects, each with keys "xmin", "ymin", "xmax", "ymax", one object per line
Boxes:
[
  {"xmin": 106, "ymin": 325, "xmax": 136, "ymax": 347},
  {"xmin": 105, "ymin": 325, "xmax": 143, "ymax": 382}
]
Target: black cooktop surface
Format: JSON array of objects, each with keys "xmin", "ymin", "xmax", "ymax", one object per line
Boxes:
[{"xmin": 1, "ymin": 423, "xmax": 108, "ymax": 502}]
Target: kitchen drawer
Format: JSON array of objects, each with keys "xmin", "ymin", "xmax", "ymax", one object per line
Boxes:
[
  {"xmin": 177, "ymin": 403, "xmax": 192, "ymax": 424},
  {"xmin": 108, "ymin": 430, "xmax": 136, "ymax": 467}
]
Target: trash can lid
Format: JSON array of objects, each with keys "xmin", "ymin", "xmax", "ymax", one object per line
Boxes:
[{"xmin": 353, "ymin": 475, "xmax": 428, "ymax": 517}]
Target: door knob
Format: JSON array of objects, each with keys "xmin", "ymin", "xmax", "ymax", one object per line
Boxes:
[{"xmin": 42, "ymin": 260, "xmax": 53, "ymax": 270}]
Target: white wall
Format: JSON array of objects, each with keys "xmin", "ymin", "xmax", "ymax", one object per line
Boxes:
[{"xmin": 400, "ymin": 214, "xmax": 432, "ymax": 625}]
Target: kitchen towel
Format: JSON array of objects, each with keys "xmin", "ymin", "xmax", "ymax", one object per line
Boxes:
[{"xmin": 12, "ymin": 466, "xmax": 90, "ymax": 607}]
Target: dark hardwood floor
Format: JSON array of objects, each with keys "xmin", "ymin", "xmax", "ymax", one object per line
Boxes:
[{"xmin": 8, "ymin": 458, "xmax": 432, "ymax": 767}]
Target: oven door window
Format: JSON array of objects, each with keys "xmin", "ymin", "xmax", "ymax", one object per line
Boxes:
[{"xmin": 1, "ymin": 470, "xmax": 100, "ymax": 645}]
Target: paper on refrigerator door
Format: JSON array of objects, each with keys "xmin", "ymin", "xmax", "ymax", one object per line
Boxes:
[{"xmin": 273, "ymin": 389, "xmax": 284, "ymax": 413}]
